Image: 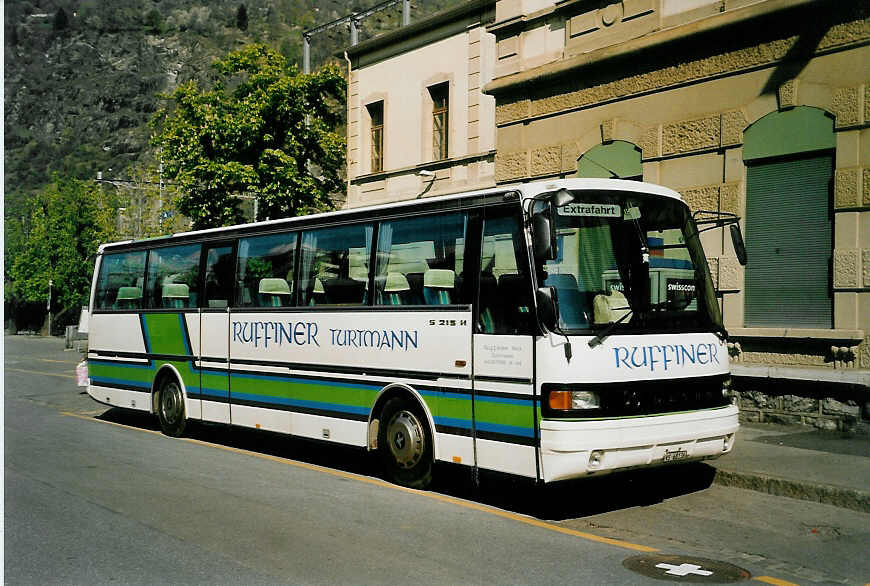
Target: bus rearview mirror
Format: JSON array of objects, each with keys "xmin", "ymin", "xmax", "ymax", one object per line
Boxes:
[
  {"xmin": 730, "ymin": 224, "xmax": 747, "ymax": 266},
  {"xmin": 532, "ymin": 204, "xmax": 558, "ymax": 261}
]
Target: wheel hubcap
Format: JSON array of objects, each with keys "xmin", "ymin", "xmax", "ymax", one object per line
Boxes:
[
  {"xmin": 161, "ymin": 383, "xmax": 182, "ymax": 424},
  {"xmin": 386, "ymin": 410, "xmax": 424, "ymax": 469}
]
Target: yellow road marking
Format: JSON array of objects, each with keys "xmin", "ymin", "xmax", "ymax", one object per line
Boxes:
[
  {"xmin": 62, "ymin": 411, "xmax": 163, "ymax": 436},
  {"xmin": 753, "ymin": 576, "xmax": 799, "ymax": 585},
  {"xmin": 7, "ymin": 367, "xmax": 75, "ymax": 379},
  {"xmin": 63, "ymin": 411, "xmax": 656, "ymax": 552}
]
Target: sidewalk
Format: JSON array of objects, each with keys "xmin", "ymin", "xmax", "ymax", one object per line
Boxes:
[{"xmin": 709, "ymin": 422, "xmax": 870, "ymax": 512}]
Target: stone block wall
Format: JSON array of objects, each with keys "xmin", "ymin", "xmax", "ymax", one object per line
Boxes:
[{"xmin": 733, "ymin": 377, "xmax": 868, "ymax": 434}]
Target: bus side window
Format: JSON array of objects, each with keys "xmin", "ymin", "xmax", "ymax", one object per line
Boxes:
[
  {"xmin": 479, "ymin": 210, "xmax": 533, "ymax": 334},
  {"xmin": 373, "ymin": 212, "xmax": 468, "ymax": 306},
  {"xmin": 298, "ymin": 224, "xmax": 373, "ymax": 307},
  {"xmin": 94, "ymin": 251, "xmax": 146, "ymax": 310},
  {"xmin": 202, "ymin": 244, "xmax": 235, "ymax": 308},
  {"xmin": 235, "ymin": 232, "xmax": 297, "ymax": 307},
  {"xmin": 144, "ymin": 244, "xmax": 201, "ymax": 309}
]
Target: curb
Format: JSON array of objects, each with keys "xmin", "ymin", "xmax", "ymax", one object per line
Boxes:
[{"xmin": 711, "ymin": 467, "xmax": 870, "ymax": 513}]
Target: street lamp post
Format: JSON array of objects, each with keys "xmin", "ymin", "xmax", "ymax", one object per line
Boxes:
[{"xmin": 47, "ymin": 279, "xmax": 53, "ymax": 336}]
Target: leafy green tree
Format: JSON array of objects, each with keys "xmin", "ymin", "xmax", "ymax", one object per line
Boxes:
[
  {"xmin": 152, "ymin": 44, "xmax": 346, "ymax": 229},
  {"xmin": 7, "ymin": 178, "xmax": 117, "ymax": 328},
  {"xmin": 236, "ymin": 4, "xmax": 248, "ymax": 31}
]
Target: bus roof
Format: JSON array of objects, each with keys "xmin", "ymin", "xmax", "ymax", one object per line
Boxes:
[{"xmin": 97, "ymin": 178, "xmax": 684, "ymax": 253}]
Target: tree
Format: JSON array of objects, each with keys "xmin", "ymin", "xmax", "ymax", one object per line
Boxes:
[
  {"xmin": 236, "ymin": 4, "xmax": 248, "ymax": 31},
  {"xmin": 53, "ymin": 7, "xmax": 69, "ymax": 31},
  {"xmin": 7, "ymin": 178, "xmax": 117, "ymax": 330},
  {"xmin": 152, "ymin": 44, "xmax": 346, "ymax": 229},
  {"xmin": 145, "ymin": 8, "xmax": 164, "ymax": 34}
]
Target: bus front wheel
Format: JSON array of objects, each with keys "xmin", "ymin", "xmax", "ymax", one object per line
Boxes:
[
  {"xmin": 378, "ymin": 397, "xmax": 433, "ymax": 489},
  {"xmin": 156, "ymin": 377, "xmax": 187, "ymax": 437}
]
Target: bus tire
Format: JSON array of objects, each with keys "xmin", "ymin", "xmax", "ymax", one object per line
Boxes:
[
  {"xmin": 156, "ymin": 377, "xmax": 187, "ymax": 437},
  {"xmin": 378, "ymin": 396, "xmax": 433, "ymax": 489}
]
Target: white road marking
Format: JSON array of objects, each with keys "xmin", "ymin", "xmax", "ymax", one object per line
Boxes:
[{"xmin": 656, "ymin": 562, "xmax": 714, "ymax": 577}]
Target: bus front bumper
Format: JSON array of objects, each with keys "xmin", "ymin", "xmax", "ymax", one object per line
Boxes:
[{"xmin": 539, "ymin": 405, "xmax": 739, "ymax": 483}]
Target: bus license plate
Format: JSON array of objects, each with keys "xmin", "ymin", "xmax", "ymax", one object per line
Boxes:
[{"xmin": 663, "ymin": 448, "xmax": 688, "ymax": 463}]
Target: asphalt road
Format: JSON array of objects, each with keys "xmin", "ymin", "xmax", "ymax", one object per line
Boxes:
[{"xmin": 5, "ymin": 335, "xmax": 869, "ymax": 585}]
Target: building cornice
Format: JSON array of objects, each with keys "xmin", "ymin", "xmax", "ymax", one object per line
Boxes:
[
  {"xmin": 484, "ymin": 0, "xmax": 819, "ymax": 96},
  {"xmin": 346, "ymin": 0, "xmax": 496, "ymax": 59}
]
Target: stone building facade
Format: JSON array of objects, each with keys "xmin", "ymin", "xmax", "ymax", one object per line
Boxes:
[
  {"xmin": 484, "ymin": 0, "xmax": 870, "ymax": 431},
  {"xmin": 343, "ymin": 0, "xmax": 870, "ymax": 430},
  {"xmin": 345, "ymin": 0, "xmax": 498, "ymax": 207}
]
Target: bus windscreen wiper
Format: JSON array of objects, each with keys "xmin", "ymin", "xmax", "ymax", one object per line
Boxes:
[
  {"xmin": 587, "ymin": 307, "xmax": 633, "ymax": 348},
  {"xmin": 587, "ymin": 300, "xmax": 672, "ymax": 348}
]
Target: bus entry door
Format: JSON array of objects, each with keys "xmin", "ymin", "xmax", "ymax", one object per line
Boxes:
[{"xmin": 472, "ymin": 334, "xmax": 537, "ymax": 479}]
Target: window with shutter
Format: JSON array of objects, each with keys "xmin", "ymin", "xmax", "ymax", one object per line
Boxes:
[
  {"xmin": 744, "ymin": 154, "xmax": 833, "ymax": 327},
  {"xmin": 743, "ymin": 107, "xmax": 835, "ymax": 329}
]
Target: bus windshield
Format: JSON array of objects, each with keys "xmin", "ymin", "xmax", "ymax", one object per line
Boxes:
[{"xmin": 538, "ymin": 190, "xmax": 721, "ymax": 334}]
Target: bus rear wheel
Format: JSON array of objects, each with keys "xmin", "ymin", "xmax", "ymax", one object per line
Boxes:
[
  {"xmin": 156, "ymin": 377, "xmax": 187, "ymax": 437},
  {"xmin": 378, "ymin": 397, "xmax": 433, "ymax": 489}
]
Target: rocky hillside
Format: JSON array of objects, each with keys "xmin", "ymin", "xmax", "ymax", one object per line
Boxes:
[{"xmin": 4, "ymin": 0, "xmax": 460, "ymax": 208}]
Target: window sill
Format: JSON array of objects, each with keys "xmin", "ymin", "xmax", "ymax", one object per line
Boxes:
[
  {"xmin": 351, "ymin": 150, "xmax": 496, "ymax": 184},
  {"xmin": 728, "ymin": 327, "xmax": 865, "ymax": 343}
]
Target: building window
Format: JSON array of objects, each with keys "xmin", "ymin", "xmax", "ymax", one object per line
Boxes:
[
  {"xmin": 367, "ymin": 101, "xmax": 384, "ymax": 173},
  {"xmin": 430, "ymin": 83, "xmax": 449, "ymax": 161}
]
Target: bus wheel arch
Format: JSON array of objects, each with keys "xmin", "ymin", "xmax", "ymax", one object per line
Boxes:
[
  {"xmin": 152, "ymin": 365, "xmax": 187, "ymax": 438},
  {"xmin": 370, "ymin": 385, "xmax": 435, "ymax": 489}
]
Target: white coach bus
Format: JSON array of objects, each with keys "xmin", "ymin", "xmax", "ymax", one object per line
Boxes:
[{"xmin": 85, "ymin": 179, "xmax": 743, "ymax": 488}]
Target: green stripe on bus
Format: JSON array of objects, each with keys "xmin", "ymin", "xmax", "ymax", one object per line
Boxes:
[
  {"xmin": 143, "ymin": 313, "xmax": 189, "ymax": 356},
  {"xmin": 475, "ymin": 401, "xmax": 533, "ymax": 429}
]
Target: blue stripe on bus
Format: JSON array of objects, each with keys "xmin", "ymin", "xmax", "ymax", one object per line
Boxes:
[
  {"xmin": 139, "ymin": 314, "xmax": 152, "ymax": 353},
  {"xmin": 230, "ymin": 371, "xmax": 380, "ymax": 391},
  {"xmin": 178, "ymin": 314, "xmax": 192, "ymax": 355},
  {"xmin": 230, "ymin": 391, "xmax": 369, "ymax": 416},
  {"xmin": 200, "ymin": 387, "xmax": 230, "ymax": 399},
  {"xmin": 475, "ymin": 395, "xmax": 532, "ymax": 406},
  {"xmin": 434, "ymin": 416, "xmax": 472, "ymax": 429},
  {"xmin": 434, "ymin": 416, "xmax": 533, "ymax": 438}
]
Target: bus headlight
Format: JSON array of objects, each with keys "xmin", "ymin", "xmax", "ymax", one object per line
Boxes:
[{"xmin": 549, "ymin": 390, "xmax": 600, "ymax": 410}]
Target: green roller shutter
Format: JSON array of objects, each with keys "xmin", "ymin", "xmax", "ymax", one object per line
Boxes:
[
  {"xmin": 577, "ymin": 141, "xmax": 642, "ymax": 179},
  {"xmin": 744, "ymin": 153, "xmax": 833, "ymax": 328}
]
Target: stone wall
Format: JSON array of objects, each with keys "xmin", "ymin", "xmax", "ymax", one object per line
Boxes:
[{"xmin": 733, "ymin": 377, "xmax": 868, "ymax": 434}]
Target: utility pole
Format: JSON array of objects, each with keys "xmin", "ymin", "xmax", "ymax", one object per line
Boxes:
[
  {"xmin": 303, "ymin": 34, "xmax": 311, "ymax": 74},
  {"xmin": 350, "ymin": 15, "xmax": 359, "ymax": 46},
  {"xmin": 159, "ymin": 158, "xmax": 164, "ymax": 211}
]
